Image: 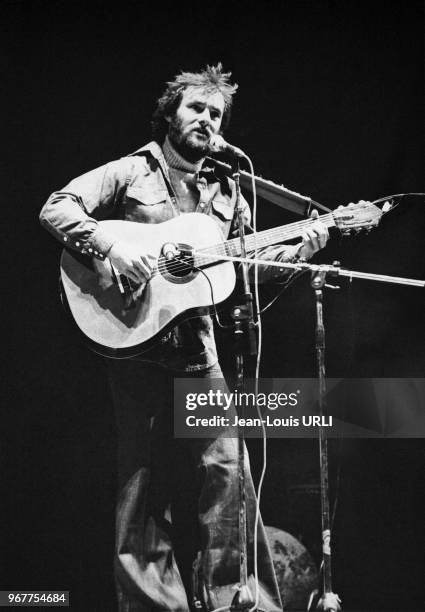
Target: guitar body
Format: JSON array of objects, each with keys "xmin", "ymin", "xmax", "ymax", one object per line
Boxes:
[{"xmin": 60, "ymin": 213, "xmax": 236, "ymax": 358}]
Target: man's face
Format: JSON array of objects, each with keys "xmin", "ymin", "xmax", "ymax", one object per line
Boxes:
[{"xmin": 167, "ymin": 87, "xmax": 225, "ymax": 161}]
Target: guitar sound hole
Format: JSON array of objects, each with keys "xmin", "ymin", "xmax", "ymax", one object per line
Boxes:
[{"xmin": 160, "ymin": 244, "xmax": 195, "ymax": 279}]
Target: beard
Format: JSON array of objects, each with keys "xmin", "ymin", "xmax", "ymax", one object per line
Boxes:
[{"xmin": 167, "ymin": 115, "xmax": 212, "ymax": 163}]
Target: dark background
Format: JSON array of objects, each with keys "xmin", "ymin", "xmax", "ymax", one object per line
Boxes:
[{"xmin": 2, "ymin": 1, "xmax": 425, "ymax": 610}]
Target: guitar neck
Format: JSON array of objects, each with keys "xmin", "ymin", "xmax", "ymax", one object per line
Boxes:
[
  {"xmin": 238, "ymin": 212, "xmax": 336, "ymax": 253},
  {"xmin": 196, "ymin": 212, "xmax": 336, "ymax": 265}
]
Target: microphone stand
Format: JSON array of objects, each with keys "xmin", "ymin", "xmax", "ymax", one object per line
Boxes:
[
  {"xmin": 194, "ymin": 247, "xmax": 424, "ymax": 611},
  {"xmin": 229, "ymin": 157, "xmax": 257, "ymax": 611},
  {"xmin": 303, "ymin": 262, "xmax": 423, "ymax": 612},
  {"xmin": 310, "ymin": 268, "xmax": 341, "ymax": 612}
]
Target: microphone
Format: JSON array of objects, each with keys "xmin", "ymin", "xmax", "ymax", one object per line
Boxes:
[
  {"xmin": 162, "ymin": 242, "xmax": 180, "ymax": 260},
  {"xmin": 209, "ymin": 135, "xmax": 246, "ymax": 158}
]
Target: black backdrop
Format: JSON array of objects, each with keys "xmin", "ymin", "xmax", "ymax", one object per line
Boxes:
[{"xmin": 3, "ymin": 1, "xmax": 425, "ymax": 610}]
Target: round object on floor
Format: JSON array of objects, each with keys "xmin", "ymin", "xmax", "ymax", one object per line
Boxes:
[{"xmin": 265, "ymin": 526, "xmax": 319, "ymax": 610}]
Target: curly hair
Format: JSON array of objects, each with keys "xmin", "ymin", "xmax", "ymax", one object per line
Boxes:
[{"xmin": 151, "ymin": 63, "xmax": 238, "ymax": 142}]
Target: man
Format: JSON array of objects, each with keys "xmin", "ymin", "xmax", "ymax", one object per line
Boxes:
[{"xmin": 40, "ymin": 64, "xmax": 328, "ymax": 612}]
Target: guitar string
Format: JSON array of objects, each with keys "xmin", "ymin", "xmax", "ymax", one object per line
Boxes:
[
  {"xmin": 120, "ymin": 205, "xmax": 377, "ymax": 287},
  {"xmin": 121, "ymin": 210, "xmax": 351, "ymax": 285},
  {"xmin": 149, "ymin": 212, "xmax": 336, "ymax": 277},
  {"xmin": 115, "ymin": 196, "xmax": 409, "ymax": 288}
]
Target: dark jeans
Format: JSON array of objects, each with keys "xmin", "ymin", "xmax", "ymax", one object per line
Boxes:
[{"xmin": 107, "ymin": 360, "xmax": 282, "ymax": 612}]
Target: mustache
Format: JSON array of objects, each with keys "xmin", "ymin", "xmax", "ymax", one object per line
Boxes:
[{"xmin": 193, "ymin": 125, "xmax": 211, "ymax": 137}]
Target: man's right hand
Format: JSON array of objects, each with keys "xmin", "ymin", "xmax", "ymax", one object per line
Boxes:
[{"xmin": 107, "ymin": 241, "xmax": 156, "ymax": 285}]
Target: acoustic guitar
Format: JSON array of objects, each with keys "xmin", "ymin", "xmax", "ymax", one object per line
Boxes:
[{"xmin": 60, "ymin": 202, "xmax": 382, "ymax": 357}]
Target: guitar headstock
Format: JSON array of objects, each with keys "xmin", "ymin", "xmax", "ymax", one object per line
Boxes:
[{"xmin": 333, "ymin": 201, "xmax": 383, "ymax": 236}]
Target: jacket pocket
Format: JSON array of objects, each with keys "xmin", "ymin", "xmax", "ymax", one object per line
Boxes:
[
  {"xmin": 126, "ymin": 185, "xmax": 168, "ymax": 206},
  {"xmin": 124, "ymin": 186, "xmax": 171, "ymax": 223}
]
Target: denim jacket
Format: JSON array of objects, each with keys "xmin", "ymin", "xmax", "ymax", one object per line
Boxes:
[{"xmin": 40, "ymin": 141, "xmax": 300, "ymax": 371}]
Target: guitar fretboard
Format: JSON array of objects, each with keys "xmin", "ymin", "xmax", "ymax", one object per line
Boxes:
[{"xmin": 194, "ymin": 212, "xmax": 336, "ymax": 267}]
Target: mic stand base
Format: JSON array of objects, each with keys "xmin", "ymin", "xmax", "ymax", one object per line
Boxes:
[
  {"xmin": 230, "ymin": 584, "xmax": 256, "ymax": 611},
  {"xmin": 315, "ymin": 591, "xmax": 342, "ymax": 611}
]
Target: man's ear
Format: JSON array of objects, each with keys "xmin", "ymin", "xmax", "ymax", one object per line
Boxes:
[{"xmin": 165, "ymin": 115, "xmax": 171, "ymax": 124}]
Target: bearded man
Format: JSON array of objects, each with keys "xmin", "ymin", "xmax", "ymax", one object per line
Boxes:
[{"xmin": 40, "ymin": 64, "xmax": 328, "ymax": 612}]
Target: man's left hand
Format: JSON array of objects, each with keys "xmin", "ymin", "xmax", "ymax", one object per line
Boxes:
[{"xmin": 297, "ymin": 209, "xmax": 329, "ymax": 259}]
